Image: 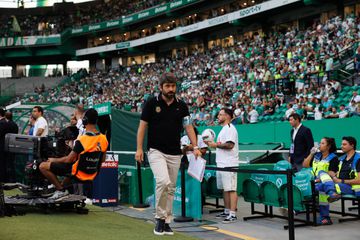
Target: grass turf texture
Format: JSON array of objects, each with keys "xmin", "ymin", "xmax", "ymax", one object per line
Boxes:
[{"xmin": 1, "ymin": 191, "xmax": 197, "ymax": 240}]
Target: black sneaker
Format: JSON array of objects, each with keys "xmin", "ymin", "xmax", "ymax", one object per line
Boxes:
[
  {"xmin": 164, "ymin": 223, "xmax": 174, "ymax": 235},
  {"xmin": 222, "ymin": 215, "xmax": 237, "ymax": 223},
  {"xmin": 154, "ymin": 219, "xmax": 165, "ymax": 236},
  {"xmin": 216, "ymin": 212, "xmax": 229, "ymax": 218}
]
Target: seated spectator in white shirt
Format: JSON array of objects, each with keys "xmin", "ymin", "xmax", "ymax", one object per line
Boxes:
[
  {"xmin": 349, "ymin": 91, "xmax": 360, "ymax": 105},
  {"xmin": 247, "ymin": 106, "xmax": 259, "ymax": 124},
  {"xmin": 338, "ymin": 104, "xmax": 349, "ymax": 118},
  {"xmin": 285, "ymin": 103, "xmax": 295, "ymax": 120}
]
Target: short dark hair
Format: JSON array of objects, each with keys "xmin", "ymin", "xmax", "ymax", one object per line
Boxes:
[
  {"xmin": 221, "ymin": 107, "xmax": 234, "ymax": 119},
  {"xmin": 33, "ymin": 106, "xmax": 44, "ymax": 115},
  {"xmin": 160, "ymin": 72, "xmax": 177, "ymax": 86},
  {"xmin": 323, "ymin": 137, "xmax": 337, "ymax": 153},
  {"xmin": 342, "ymin": 136, "xmax": 357, "ymax": 150},
  {"xmin": 5, "ymin": 112, "xmax": 13, "ymax": 121},
  {"xmin": 84, "ymin": 108, "xmax": 98, "ymax": 125},
  {"xmin": 289, "ymin": 113, "xmax": 301, "ymax": 122},
  {"xmin": 0, "ymin": 108, "xmax": 5, "ymax": 117}
]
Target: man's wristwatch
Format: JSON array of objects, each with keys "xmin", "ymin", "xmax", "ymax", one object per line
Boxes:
[{"xmin": 193, "ymin": 146, "xmax": 199, "ymax": 150}]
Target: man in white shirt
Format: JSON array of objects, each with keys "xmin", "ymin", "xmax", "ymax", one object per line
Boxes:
[
  {"xmin": 205, "ymin": 108, "xmax": 239, "ymax": 223},
  {"xmin": 349, "ymin": 91, "xmax": 360, "ymax": 105},
  {"xmin": 32, "ymin": 106, "xmax": 48, "ymax": 137},
  {"xmin": 74, "ymin": 104, "xmax": 86, "ymax": 137},
  {"xmin": 284, "ymin": 103, "xmax": 295, "ymax": 120},
  {"xmin": 338, "ymin": 105, "xmax": 349, "ymax": 119},
  {"xmin": 247, "ymin": 106, "xmax": 259, "ymax": 124}
]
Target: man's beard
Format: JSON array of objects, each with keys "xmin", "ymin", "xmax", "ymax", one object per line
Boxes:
[{"xmin": 163, "ymin": 91, "xmax": 175, "ymax": 99}]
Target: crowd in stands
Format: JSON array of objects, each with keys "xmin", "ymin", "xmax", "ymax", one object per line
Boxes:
[
  {"xmin": 0, "ymin": 0, "xmax": 170, "ymax": 37},
  {"xmin": 14, "ymin": 15, "xmax": 360, "ymax": 127},
  {"xmin": 0, "ymin": 0, "xmax": 264, "ymax": 38}
]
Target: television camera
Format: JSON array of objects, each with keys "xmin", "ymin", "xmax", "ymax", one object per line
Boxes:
[{"xmin": 3, "ymin": 126, "xmax": 78, "ymax": 197}]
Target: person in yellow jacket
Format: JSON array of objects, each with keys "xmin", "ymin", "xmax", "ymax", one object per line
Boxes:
[
  {"xmin": 40, "ymin": 108, "xmax": 108, "ymax": 200},
  {"xmin": 303, "ymin": 137, "xmax": 338, "ymax": 225},
  {"xmin": 315, "ymin": 136, "xmax": 360, "ymax": 225}
]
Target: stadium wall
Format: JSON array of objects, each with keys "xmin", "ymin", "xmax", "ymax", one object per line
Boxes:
[{"xmin": 111, "ymin": 109, "xmax": 360, "ymax": 158}]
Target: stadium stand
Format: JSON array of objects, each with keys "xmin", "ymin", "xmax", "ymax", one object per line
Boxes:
[{"xmin": 16, "ymin": 15, "xmax": 360, "ymax": 126}]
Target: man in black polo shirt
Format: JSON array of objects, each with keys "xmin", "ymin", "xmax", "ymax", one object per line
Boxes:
[{"xmin": 135, "ymin": 72, "xmax": 201, "ymax": 236}]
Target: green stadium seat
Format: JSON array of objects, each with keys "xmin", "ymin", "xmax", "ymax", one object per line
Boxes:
[
  {"xmin": 243, "ymin": 168, "xmax": 270, "ymax": 204},
  {"xmin": 280, "ymin": 170, "xmax": 313, "ymax": 211},
  {"xmin": 243, "ymin": 179, "xmax": 263, "ymax": 203},
  {"xmin": 339, "ymin": 91, "xmax": 347, "ymax": 98},
  {"xmin": 343, "ymin": 86, "xmax": 351, "ymax": 92},
  {"xmin": 260, "ymin": 181, "xmax": 282, "ymax": 207}
]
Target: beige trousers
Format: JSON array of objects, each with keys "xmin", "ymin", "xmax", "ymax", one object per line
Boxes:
[{"xmin": 147, "ymin": 148, "xmax": 181, "ymax": 223}]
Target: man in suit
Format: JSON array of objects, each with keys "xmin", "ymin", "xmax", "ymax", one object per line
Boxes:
[
  {"xmin": 0, "ymin": 108, "xmax": 7, "ymax": 182},
  {"xmin": 4, "ymin": 112, "xmax": 19, "ymax": 182},
  {"xmin": 288, "ymin": 113, "xmax": 314, "ymax": 171}
]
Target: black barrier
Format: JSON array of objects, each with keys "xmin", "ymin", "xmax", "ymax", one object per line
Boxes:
[
  {"xmin": 205, "ymin": 166, "xmax": 296, "ymax": 240},
  {"xmin": 174, "ymin": 156, "xmax": 193, "ymax": 222},
  {"xmin": 133, "ymin": 160, "xmax": 150, "ymax": 209}
]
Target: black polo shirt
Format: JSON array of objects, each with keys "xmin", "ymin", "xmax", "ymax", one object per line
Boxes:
[
  {"xmin": 338, "ymin": 154, "xmax": 360, "ymax": 180},
  {"xmin": 141, "ymin": 94, "xmax": 189, "ymax": 155}
]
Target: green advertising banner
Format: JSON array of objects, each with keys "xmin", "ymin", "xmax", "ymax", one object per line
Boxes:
[
  {"xmin": 71, "ymin": 0, "xmax": 200, "ymax": 35},
  {"xmin": 116, "ymin": 42, "xmax": 130, "ymax": 49},
  {"xmin": 93, "ymin": 102, "xmax": 111, "ymax": 116},
  {"xmin": 0, "ymin": 35, "xmax": 61, "ymax": 48}
]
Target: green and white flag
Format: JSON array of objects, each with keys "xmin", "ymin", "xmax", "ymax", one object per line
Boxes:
[{"xmin": 11, "ymin": 15, "xmax": 21, "ymax": 33}]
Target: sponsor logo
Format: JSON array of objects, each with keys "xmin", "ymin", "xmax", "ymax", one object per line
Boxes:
[
  {"xmin": 155, "ymin": 6, "xmax": 167, "ymax": 13},
  {"xmin": 170, "ymin": 0, "xmax": 182, "ymax": 8},
  {"xmin": 116, "ymin": 42, "xmax": 130, "ymax": 49},
  {"xmin": 123, "ymin": 17, "xmax": 133, "ymax": 24},
  {"xmin": 106, "ymin": 21, "xmax": 119, "ymax": 27},
  {"xmin": 72, "ymin": 28, "xmax": 83, "ymax": 34},
  {"xmin": 89, "ymin": 25, "xmax": 101, "ymax": 31},
  {"xmin": 208, "ymin": 15, "xmax": 229, "ymax": 27},
  {"xmin": 239, "ymin": 5, "xmax": 262, "ymax": 17},
  {"xmin": 101, "ymin": 161, "xmax": 118, "ymax": 168},
  {"xmin": 138, "ymin": 12, "xmax": 150, "ymax": 18}
]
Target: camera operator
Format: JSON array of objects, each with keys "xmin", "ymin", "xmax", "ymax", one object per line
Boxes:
[{"xmin": 39, "ymin": 108, "xmax": 108, "ymax": 199}]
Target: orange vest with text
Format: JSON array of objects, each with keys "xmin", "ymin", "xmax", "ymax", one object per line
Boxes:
[{"xmin": 71, "ymin": 132, "xmax": 108, "ymax": 181}]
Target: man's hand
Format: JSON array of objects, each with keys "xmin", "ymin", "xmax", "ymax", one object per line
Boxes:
[
  {"xmin": 135, "ymin": 149, "xmax": 144, "ymax": 163},
  {"xmin": 193, "ymin": 148, "xmax": 202, "ymax": 158},
  {"xmin": 332, "ymin": 176, "xmax": 342, "ymax": 183},
  {"xmin": 204, "ymin": 141, "xmax": 217, "ymax": 148}
]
